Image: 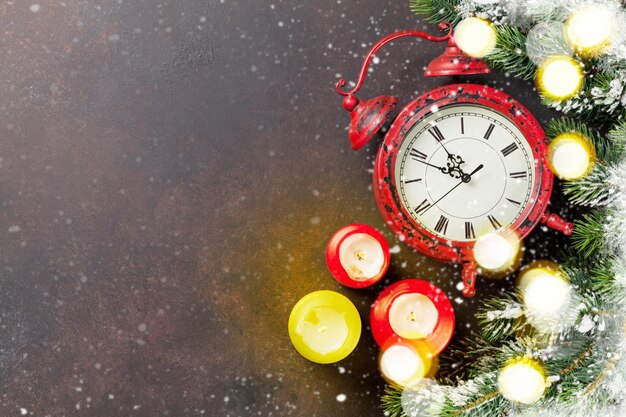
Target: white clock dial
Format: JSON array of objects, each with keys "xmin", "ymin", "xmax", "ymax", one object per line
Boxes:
[{"xmin": 394, "ymin": 104, "xmax": 536, "ymax": 242}]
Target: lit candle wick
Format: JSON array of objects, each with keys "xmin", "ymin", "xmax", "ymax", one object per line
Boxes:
[
  {"xmin": 356, "ymin": 251, "xmax": 366, "ymax": 261},
  {"xmin": 410, "ymin": 311, "xmax": 416, "ymax": 322},
  {"xmin": 318, "ymin": 325, "xmax": 328, "ymax": 333}
]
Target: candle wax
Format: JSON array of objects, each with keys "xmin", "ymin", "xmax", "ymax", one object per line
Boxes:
[
  {"xmin": 288, "ymin": 290, "xmax": 361, "ymax": 364},
  {"xmin": 388, "ymin": 293, "xmax": 438, "ymax": 339},
  {"xmin": 338, "ymin": 233, "xmax": 385, "ymax": 280},
  {"xmin": 296, "ymin": 307, "xmax": 349, "ymax": 355}
]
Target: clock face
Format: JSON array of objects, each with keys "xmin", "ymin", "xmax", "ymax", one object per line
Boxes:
[{"xmin": 394, "ymin": 104, "xmax": 536, "ymax": 242}]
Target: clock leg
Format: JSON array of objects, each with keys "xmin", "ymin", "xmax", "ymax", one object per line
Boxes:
[
  {"xmin": 461, "ymin": 262, "xmax": 477, "ymax": 297},
  {"xmin": 541, "ymin": 211, "xmax": 575, "ymax": 236}
]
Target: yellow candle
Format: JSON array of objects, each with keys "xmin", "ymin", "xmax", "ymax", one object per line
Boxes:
[{"xmin": 288, "ymin": 290, "xmax": 361, "ymax": 364}]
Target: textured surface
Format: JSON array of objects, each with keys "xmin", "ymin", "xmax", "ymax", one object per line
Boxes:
[{"xmin": 0, "ymin": 1, "xmax": 575, "ymax": 416}]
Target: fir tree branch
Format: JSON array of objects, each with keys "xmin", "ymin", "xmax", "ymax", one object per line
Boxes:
[
  {"xmin": 583, "ymin": 353, "xmax": 621, "ymax": 395},
  {"xmin": 476, "ymin": 294, "xmax": 523, "ymax": 343},
  {"xmin": 485, "ymin": 26, "xmax": 535, "ymax": 80},
  {"xmin": 382, "ymin": 386, "xmax": 406, "ymax": 417},
  {"xmin": 571, "ymin": 210, "xmax": 609, "ymax": 257},
  {"xmin": 409, "ymin": 0, "xmax": 462, "ymax": 25},
  {"xmin": 562, "ymin": 164, "xmax": 615, "ymax": 207}
]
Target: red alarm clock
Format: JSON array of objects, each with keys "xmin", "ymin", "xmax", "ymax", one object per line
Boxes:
[{"xmin": 335, "ymin": 23, "xmax": 574, "ymax": 297}]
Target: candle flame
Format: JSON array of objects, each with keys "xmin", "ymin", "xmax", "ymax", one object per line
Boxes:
[{"xmin": 356, "ymin": 251, "xmax": 366, "ymax": 261}]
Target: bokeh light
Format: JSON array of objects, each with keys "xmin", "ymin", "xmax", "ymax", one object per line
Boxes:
[
  {"xmin": 536, "ymin": 56, "xmax": 583, "ymax": 101},
  {"xmin": 548, "ymin": 132, "xmax": 596, "ymax": 180},
  {"xmin": 455, "ymin": 17, "xmax": 497, "ymax": 58}
]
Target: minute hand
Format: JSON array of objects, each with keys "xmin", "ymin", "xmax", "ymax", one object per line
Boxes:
[
  {"xmin": 423, "ymin": 164, "xmax": 484, "ymax": 214},
  {"xmin": 413, "ymin": 159, "xmax": 448, "ymax": 173}
]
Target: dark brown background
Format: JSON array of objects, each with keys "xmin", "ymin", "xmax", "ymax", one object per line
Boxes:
[{"xmin": 0, "ymin": 1, "xmax": 575, "ymax": 416}]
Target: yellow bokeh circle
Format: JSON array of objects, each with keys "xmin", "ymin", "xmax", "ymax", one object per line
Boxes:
[
  {"xmin": 536, "ymin": 56, "xmax": 583, "ymax": 101},
  {"xmin": 547, "ymin": 132, "xmax": 596, "ymax": 180}
]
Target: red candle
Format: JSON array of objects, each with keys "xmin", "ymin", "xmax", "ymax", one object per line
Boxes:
[
  {"xmin": 326, "ymin": 224, "xmax": 390, "ymax": 288},
  {"xmin": 370, "ymin": 279, "xmax": 454, "ymax": 355}
]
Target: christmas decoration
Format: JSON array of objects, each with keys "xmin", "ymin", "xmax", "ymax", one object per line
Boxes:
[
  {"xmin": 565, "ymin": 5, "xmax": 615, "ymax": 58},
  {"xmin": 517, "ymin": 261, "xmax": 574, "ymax": 334},
  {"xmin": 326, "ymin": 224, "xmax": 390, "ymax": 288},
  {"xmin": 369, "ymin": 1, "xmax": 626, "ymax": 416},
  {"xmin": 288, "ymin": 290, "xmax": 361, "ymax": 364},
  {"xmin": 454, "ymin": 17, "xmax": 497, "ymax": 58},
  {"xmin": 536, "ymin": 56, "xmax": 584, "ymax": 101},
  {"xmin": 547, "ymin": 132, "xmax": 596, "ymax": 180},
  {"xmin": 472, "ymin": 231, "xmax": 522, "ymax": 275},
  {"xmin": 497, "ymin": 357, "xmax": 547, "ymax": 404}
]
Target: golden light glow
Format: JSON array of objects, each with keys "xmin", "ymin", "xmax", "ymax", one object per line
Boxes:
[
  {"xmin": 473, "ymin": 231, "xmax": 522, "ymax": 275},
  {"xmin": 536, "ymin": 56, "xmax": 584, "ymax": 101},
  {"xmin": 517, "ymin": 261, "xmax": 573, "ymax": 334},
  {"xmin": 566, "ymin": 6, "xmax": 615, "ymax": 57},
  {"xmin": 455, "ymin": 17, "xmax": 497, "ymax": 58},
  {"xmin": 379, "ymin": 342, "xmax": 434, "ymax": 388},
  {"xmin": 498, "ymin": 357, "xmax": 546, "ymax": 404},
  {"xmin": 548, "ymin": 132, "xmax": 596, "ymax": 180}
]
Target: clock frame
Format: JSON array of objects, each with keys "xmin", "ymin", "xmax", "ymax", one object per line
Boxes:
[{"xmin": 373, "ymin": 83, "xmax": 553, "ymax": 264}]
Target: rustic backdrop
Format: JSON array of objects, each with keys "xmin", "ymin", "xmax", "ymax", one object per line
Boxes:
[{"xmin": 0, "ymin": 1, "xmax": 572, "ymax": 415}]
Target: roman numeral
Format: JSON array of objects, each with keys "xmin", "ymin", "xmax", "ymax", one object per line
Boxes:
[
  {"xmin": 409, "ymin": 148, "xmax": 427, "ymax": 161},
  {"xmin": 428, "ymin": 126, "xmax": 445, "ymax": 143},
  {"xmin": 461, "ymin": 117, "xmax": 465, "ymax": 135},
  {"xmin": 509, "ymin": 171, "xmax": 527, "ymax": 179},
  {"xmin": 465, "ymin": 222, "xmax": 475, "ymax": 239},
  {"xmin": 501, "ymin": 143, "xmax": 519, "ymax": 157},
  {"xmin": 434, "ymin": 215, "xmax": 449, "ymax": 234},
  {"xmin": 404, "ymin": 178, "xmax": 422, "ymax": 184},
  {"xmin": 487, "ymin": 215, "xmax": 502, "ymax": 230},
  {"xmin": 484, "ymin": 124, "xmax": 495, "ymax": 140},
  {"xmin": 506, "ymin": 198, "xmax": 521, "ymax": 206},
  {"xmin": 415, "ymin": 199, "xmax": 431, "ymax": 215}
]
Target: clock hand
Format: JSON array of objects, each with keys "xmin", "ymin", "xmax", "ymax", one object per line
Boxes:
[
  {"xmin": 423, "ymin": 164, "xmax": 484, "ymax": 214},
  {"xmin": 461, "ymin": 163, "xmax": 484, "ymax": 183},
  {"xmin": 413, "ymin": 159, "xmax": 448, "ymax": 173}
]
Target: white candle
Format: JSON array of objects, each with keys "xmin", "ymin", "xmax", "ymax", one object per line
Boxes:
[
  {"xmin": 379, "ymin": 344, "xmax": 427, "ymax": 387},
  {"xmin": 338, "ymin": 233, "xmax": 385, "ymax": 281},
  {"xmin": 388, "ymin": 293, "xmax": 439, "ymax": 339}
]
